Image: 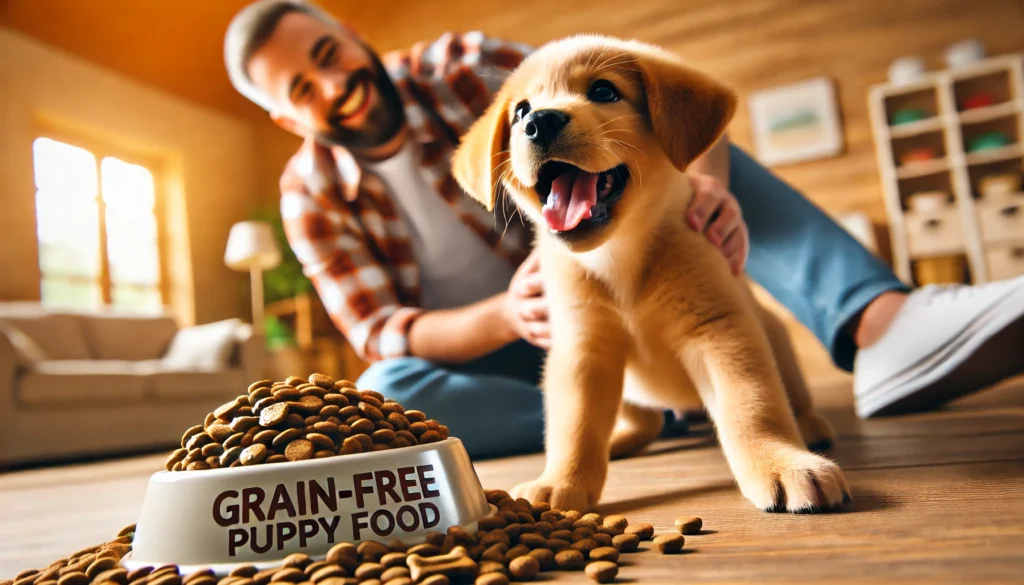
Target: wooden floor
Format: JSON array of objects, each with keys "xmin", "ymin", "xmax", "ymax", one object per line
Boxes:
[{"xmin": 2, "ymin": 374, "xmax": 1023, "ymax": 583}]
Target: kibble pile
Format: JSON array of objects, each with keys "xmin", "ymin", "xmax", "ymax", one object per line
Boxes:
[
  {"xmin": 167, "ymin": 374, "xmax": 450, "ymax": 471},
  {"xmin": 3, "ymin": 491, "xmax": 705, "ymax": 585}
]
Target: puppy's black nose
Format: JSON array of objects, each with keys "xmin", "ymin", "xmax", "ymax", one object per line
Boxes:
[{"xmin": 524, "ymin": 109, "xmax": 569, "ymax": 146}]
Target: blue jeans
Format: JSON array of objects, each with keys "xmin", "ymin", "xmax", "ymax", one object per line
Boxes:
[{"xmin": 358, "ymin": 145, "xmax": 908, "ymax": 459}]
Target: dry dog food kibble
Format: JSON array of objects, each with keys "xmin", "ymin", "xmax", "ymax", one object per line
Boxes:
[
  {"xmin": 585, "ymin": 560, "xmax": 619, "ymax": 583},
  {"xmin": 406, "ymin": 547, "xmax": 477, "ymax": 583},
  {"xmin": 166, "ymin": 374, "xmax": 450, "ymax": 472},
  {"xmin": 527, "ymin": 548, "xmax": 556, "ymax": 571},
  {"xmin": 624, "ymin": 523, "xmax": 655, "ymax": 540},
  {"xmin": 675, "ymin": 516, "xmax": 703, "ymax": 535},
  {"xmin": 554, "ymin": 549, "xmax": 587, "ymax": 570},
  {"xmin": 474, "ymin": 574, "xmax": 509, "ymax": 585},
  {"xmin": 8, "ymin": 504, "xmax": 687, "ymax": 585},
  {"xmin": 508, "ymin": 556, "xmax": 539, "ymax": 580},
  {"xmin": 602, "ymin": 515, "xmax": 629, "ymax": 531},
  {"xmin": 653, "ymin": 533, "xmax": 685, "ymax": 554},
  {"xmin": 611, "ymin": 533, "xmax": 640, "ymax": 553},
  {"xmin": 589, "ymin": 547, "xmax": 620, "ymax": 563}
]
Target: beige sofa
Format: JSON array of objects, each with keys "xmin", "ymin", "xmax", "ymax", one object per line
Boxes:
[{"xmin": 0, "ymin": 303, "xmax": 262, "ymax": 465}]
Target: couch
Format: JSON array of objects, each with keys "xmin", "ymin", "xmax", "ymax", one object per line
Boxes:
[{"xmin": 0, "ymin": 303, "xmax": 262, "ymax": 465}]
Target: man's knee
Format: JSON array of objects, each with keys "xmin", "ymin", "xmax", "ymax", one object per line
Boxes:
[{"xmin": 356, "ymin": 356, "xmax": 439, "ymax": 396}]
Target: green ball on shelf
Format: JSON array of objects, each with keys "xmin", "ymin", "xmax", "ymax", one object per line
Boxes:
[
  {"xmin": 891, "ymin": 108, "xmax": 929, "ymax": 125},
  {"xmin": 968, "ymin": 132, "xmax": 1011, "ymax": 152}
]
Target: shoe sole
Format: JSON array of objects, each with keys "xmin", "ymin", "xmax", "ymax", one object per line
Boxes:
[{"xmin": 856, "ymin": 288, "xmax": 1024, "ymax": 418}]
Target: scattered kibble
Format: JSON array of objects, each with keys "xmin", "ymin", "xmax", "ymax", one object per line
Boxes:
[
  {"xmin": 625, "ymin": 522, "xmax": 655, "ymax": 540},
  {"xmin": 612, "ymin": 533, "xmax": 640, "ymax": 552},
  {"xmin": 675, "ymin": 516, "xmax": 703, "ymax": 535},
  {"xmin": 585, "ymin": 560, "xmax": 619, "ymax": 583},
  {"xmin": 508, "ymin": 555, "xmax": 540, "ymax": 580},
  {"xmin": 589, "ymin": 546, "xmax": 620, "ymax": 563},
  {"xmin": 475, "ymin": 574, "xmax": 508, "ymax": 585},
  {"xmin": 554, "ymin": 549, "xmax": 587, "ymax": 570},
  {"xmin": 602, "ymin": 515, "xmax": 629, "ymax": 531},
  {"xmin": 653, "ymin": 533, "xmax": 685, "ymax": 554}
]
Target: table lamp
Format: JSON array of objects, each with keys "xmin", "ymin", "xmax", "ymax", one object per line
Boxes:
[{"xmin": 224, "ymin": 220, "xmax": 282, "ymax": 335}]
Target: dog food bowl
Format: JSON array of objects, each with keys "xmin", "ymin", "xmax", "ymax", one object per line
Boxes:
[{"xmin": 122, "ymin": 438, "xmax": 490, "ymax": 574}]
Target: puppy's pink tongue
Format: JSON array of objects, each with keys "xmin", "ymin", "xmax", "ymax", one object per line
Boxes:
[{"xmin": 542, "ymin": 170, "xmax": 598, "ymax": 232}]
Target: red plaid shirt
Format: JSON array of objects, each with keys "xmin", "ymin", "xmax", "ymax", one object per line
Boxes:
[{"xmin": 280, "ymin": 32, "xmax": 534, "ymax": 362}]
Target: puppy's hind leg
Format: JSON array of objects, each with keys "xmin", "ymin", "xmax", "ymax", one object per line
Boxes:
[
  {"xmin": 756, "ymin": 303, "xmax": 835, "ymax": 452},
  {"xmin": 609, "ymin": 398, "xmax": 664, "ymax": 460}
]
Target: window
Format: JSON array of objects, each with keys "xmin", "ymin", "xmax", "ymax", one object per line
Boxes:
[{"xmin": 33, "ymin": 137, "xmax": 164, "ymax": 313}]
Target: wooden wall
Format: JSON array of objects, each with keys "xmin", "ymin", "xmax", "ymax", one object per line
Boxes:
[{"xmin": 287, "ymin": 0, "xmax": 1024, "ymax": 225}]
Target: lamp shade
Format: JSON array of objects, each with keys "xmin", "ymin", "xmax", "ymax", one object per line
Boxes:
[{"xmin": 224, "ymin": 220, "xmax": 282, "ymax": 271}]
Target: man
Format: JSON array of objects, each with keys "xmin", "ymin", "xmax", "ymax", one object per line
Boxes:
[{"xmin": 225, "ymin": 0, "xmax": 1024, "ymax": 458}]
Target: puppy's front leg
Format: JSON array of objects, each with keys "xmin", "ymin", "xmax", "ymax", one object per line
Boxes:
[
  {"xmin": 512, "ymin": 275, "xmax": 628, "ymax": 512},
  {"xmin": 682, "ymin": 315, "xmax": 850, "ymax": 513}
]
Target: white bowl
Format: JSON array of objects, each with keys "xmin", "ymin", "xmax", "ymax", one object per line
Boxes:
[
  {"xmin": 122, "ymin": 438, "xmax": 489, "ymax": 573},
  {"xmin": 908, "ymin": 191, "xmax": 952, "ymax": 213},
  {"xmin": 946, "ymin": 39, "xmax": 985, "ymax": 69},
  {"xmin": 888, "ymin": 56, "xmax": 925, "ymax": 86}
]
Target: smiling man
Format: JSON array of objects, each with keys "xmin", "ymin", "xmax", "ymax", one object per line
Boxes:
[{"xmin": 225, "ymin": 0, "xmax": 1024, "ymax": 458}]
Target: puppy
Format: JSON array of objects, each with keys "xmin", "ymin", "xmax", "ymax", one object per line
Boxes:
[{"xmin": 452, "ymin": 35, "xmax": 849, "ymax": 513}]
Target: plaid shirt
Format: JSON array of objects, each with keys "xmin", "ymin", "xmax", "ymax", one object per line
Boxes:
[{"xmin": 279, "ymin": 32, "xmax": 534, "ymax": 362}]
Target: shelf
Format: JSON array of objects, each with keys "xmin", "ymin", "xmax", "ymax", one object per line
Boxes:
[
  {"xmin": 875, "ymin": 78, "xmax": 940, "ymax": 98},
  {"xmin": 959, "ymin": 101, "xmax": 1022, "ymax": 125},
  {"xmin": 889, "ymin": 117, "xmax": 944, "ymax": 139},
  {"xmin": 897, "ymin": 157, "xmax": 950, "ymax": 180},
  {"xmin": 870, "ymin": 52, "xmax": 1024, "ymax": 286},
  {"xmin": 949, "ymin": 55, "xmax": 1022, "ymax": 81},
  {"xmin": 966, "ymin": 143, "xmax": 1024, "ymax": 166}
]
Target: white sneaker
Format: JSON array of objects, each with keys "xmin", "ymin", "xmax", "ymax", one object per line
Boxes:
[{"xmin": 854, "ymin": 276, "xmax": 1024, "ymax": 418}]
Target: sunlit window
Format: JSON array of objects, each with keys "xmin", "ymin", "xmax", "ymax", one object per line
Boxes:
[{"xmin": 33, "ymin": 137, "xmax": 163, "ymax": 313}]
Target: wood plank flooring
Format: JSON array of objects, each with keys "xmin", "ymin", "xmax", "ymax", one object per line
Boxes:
[{"xmin": 2, "ymin": 376, "xmax": 1022, "ymax": 583}]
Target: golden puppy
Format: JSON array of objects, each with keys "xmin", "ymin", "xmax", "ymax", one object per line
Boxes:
[{"xmin": 452, "ymin": 35, "xmax": 849, "ymax": 513}]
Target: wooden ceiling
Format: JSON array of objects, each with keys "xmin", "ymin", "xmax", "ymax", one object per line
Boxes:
[
  {"xmin": 5, "ymin": 0, "xmax": 1022, "ymax": 125},
  {"xmin": 1, "ymin": 0, "xmax": 646, "ymax": 121},
  {"xmin": 4, "ymin": 0, "xmax": 1023, "ymax": 223},
  {"xmin": 0, "ymin": 0, "xmax": 416, "ymax": 121}
]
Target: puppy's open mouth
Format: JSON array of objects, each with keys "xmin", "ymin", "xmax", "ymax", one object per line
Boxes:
[{"xmin": 534, "ymin": 162, "xmax": 630, "ymax": 234}]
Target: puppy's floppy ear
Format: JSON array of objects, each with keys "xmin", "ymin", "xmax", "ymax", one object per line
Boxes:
[
  {"xmin": 637, "ymin": 50, "xmax": 736, "ymax": 170},
  {"xmin": 453, "ymin": 96, "xmax": 511, "ymax": 211}
]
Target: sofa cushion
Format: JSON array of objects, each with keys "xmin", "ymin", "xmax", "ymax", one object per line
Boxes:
[
  {"xmin": 0, "ymin": 313, "xmax": 91, "ymax": 360},
  {"xmin": 162, "ymin": 319, "xmax": 242, "ymax": 371},
  {"xmin": 81, "ymin": 313, "xmax": 179, "ymax": 361},
  {"xmin": 19, "ymin": 360, "xmax": 146, "ymax": 407},
  {"xmin": 144, "ymin": 367, "xmax": 247, "ymax": 400}
]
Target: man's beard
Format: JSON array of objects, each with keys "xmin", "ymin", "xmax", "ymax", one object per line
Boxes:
[{"xmin": 316, "ymin": 51, "xmax": 405, "ymax": 151}]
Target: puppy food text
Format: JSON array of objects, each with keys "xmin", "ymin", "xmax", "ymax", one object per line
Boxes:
[{"xmin": 212, "ymin": 464, "xmax": 442, "ymax": 556}]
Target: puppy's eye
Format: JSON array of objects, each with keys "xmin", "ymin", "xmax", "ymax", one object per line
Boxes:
[
  {"xmin": 515, "ymin": 101, "xmax": 531, "ymax": 122},
  {"xmin": 587, "ymin": 80, "xmax": 620, "ymax": 103}
]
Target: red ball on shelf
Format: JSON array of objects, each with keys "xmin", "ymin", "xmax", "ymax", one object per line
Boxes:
[
  {"xmin": 900, "ymin": 147, "xmax": 938, "ymax": 165},
  {"xmin": 962, "ymin": 93, "xmax": 996, "ymax": 110}
]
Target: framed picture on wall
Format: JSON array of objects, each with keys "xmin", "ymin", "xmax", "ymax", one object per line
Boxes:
[{"xmin": 748, "ymin": 76, "xmax": 844, "ymax": 167}]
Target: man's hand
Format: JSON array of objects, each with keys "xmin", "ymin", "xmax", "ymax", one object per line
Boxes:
[
  {"xmin": 502, "ymin": 249, "xmax": 551, "ymax": 349},
  {"xmin": 686, "ymin": 173, "xmax": 750, "ymax": 276}
]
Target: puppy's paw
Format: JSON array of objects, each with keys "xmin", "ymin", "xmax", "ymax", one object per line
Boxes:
[
  {"xmin": 737, "ymin": 446, "xmax": 850, "ymax": 513},
  {"xmin": 511, "ymin": 477, "xmax": 596, "ymax": 512},
  {"xmin": 795, "ymin": 410, "xmax": 836, "ymax": 452}
]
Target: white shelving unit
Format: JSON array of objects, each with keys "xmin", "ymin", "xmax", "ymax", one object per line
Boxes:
[{"xmin": 869, "ymin": 53, "xmax": 1024, "ymax": 285}]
